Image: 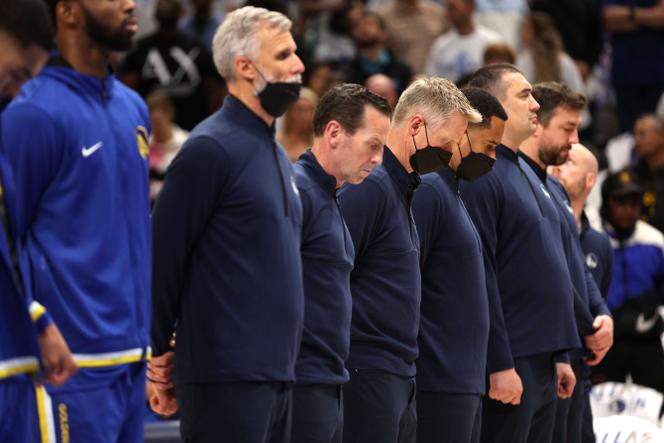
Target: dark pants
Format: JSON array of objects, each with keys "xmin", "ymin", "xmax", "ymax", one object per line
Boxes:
[
  {"xmin": 342, "ymin": 369, "xmax": 417, "ymax": 443},
  {"xmin": 416, "ymin": 391, "xmax": 481, "ymax": 443},
  {"xmin": 481, "ymin": 353, "xmax": 558, "ymax": 443},
  {"xmin": 176, "ymin": 381, "xmax": 292, "ymax": 443},
  {"xmin": 292, "ymin": 384, "xmax": 343, "ymax": 443},
  {"xmin": 581, "ymin": 383, "xmax": 595, "ymax": 443},
  {"xmin": 553, "ymin": 362, "xmax": 588, "ymax": 443}
]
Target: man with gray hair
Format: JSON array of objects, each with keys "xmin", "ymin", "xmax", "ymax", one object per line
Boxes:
[
  {"xmin": 338, "ymin": 76, "xmax": 480, "ymax": 443},
  {"xmin": 150, "ymin": 6, "xmax": 306, "ymax": 443}
]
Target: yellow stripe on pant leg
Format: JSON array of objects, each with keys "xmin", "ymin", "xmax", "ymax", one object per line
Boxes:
[{"xmin": 35, "ymin": 385, "xmax": 48, "ymax": 443}]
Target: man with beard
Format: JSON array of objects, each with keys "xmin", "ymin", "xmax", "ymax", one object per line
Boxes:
[
  {"xmin": 338, "ymin": 77, "xmax": 480, "ymax": 443},
  {"xmin": 550, "ymin": 143, "xmax": 614, "ymax": 442},
  {"xmin": 1, "ymin": 0, "xmax": 152, "ymax": 441},
  {"xmin": 150, "ymin": 7, "xmax": 306, "ymax": 443},
  {"xmin": 519, "ymin": 82, "xmax": 613, "ymax": 443},
  {"xmin": 412, "ymin": 87, "xmax": 506, "ymax": 443},
  {"xmin": 460, "ymin": 65, "xmax": 593, "ymax": 442}
]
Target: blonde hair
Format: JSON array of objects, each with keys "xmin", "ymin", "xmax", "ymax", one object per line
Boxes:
[
  {"xmin": 392, "ymin": 77, "xmax": 482, "ymax": 129},
  {"xmin": 212, "ymin": 6, "xmax": 292, "ymax": 82}
]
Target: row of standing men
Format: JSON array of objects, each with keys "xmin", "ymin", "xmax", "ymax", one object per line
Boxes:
[{"xmin": 0, "ymin": 2, "xmax": 614, "ymax": 443}]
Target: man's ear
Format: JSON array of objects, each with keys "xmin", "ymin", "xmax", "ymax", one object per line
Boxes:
[
  {"xmin": 235, "ymin": 56, "xmax": 256, "ymax": 83},
  {"xmin": 407, "ymin": 114, "xmax": 424, "ymax": 137},
  {"xmin": 325, "ymin": 120, "xmax": 342, "ymax": 148}
]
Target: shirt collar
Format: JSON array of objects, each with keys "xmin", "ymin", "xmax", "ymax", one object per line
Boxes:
[
  {"xmin": 518, "ymin": 151, "xmax": 548, "ymax": 183},
  {"xmin": 383, "ymin": 145, "xmax": 420, "ymax": 197},
  {"xmin": 437, "ymin": 165, "xmax": 459, "ymax": 191},
  {"xmin": 222, "ymin": 94, "xmax": 276, "ymax": 138},
  {"xmin": 496, "ymin": 144, "xmax": 517, "ymax": 162},
  {"xmin": 298, "ymin": 150, "xmax": 337, "ymax": 196}
]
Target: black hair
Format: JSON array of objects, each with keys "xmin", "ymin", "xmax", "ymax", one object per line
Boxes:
[
  {"xmin": 466, "ymin": 63, "xmax": 523, "ymax": 100},
  {"xmin": 0, "ymin": 0, "xmax": 53, "ymax": 50},
  {"xmin": 313, "ymin": 83, "xmax": 391, "ymax": 137},
  {"xmin": 461, "ymin": 87, "xmax": 508, "ymax": 127}
]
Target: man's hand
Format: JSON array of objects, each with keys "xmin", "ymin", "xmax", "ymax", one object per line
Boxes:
[
  {"xmin": 584, "ymin": 315, "xmax": 613, "ymax": 366},
  {"xmin": 556, "ymin": 362, "xmax": 576, "ymax": 399},
  {"xmin": 38, "ymin": 323, "xmax": 78, "ymax": 387},
  {"xmin": 147, "ymin": 351, "xmax": 175, "ymax": 390},
  {"xmin": 146, "ymin": 380, "xmax": 178, "ymax": 416},
  {"xmin": 489, "ymin": 368, "xmax": 523, "ymax": 405}
]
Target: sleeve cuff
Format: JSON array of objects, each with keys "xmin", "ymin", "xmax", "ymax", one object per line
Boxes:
[
  {"xmin": 554, "ymin": 352, "xmax": 570, "ymax": 364},
  {"xmin": 29, "ymin": 301, "xmax": 53, "ymax": 334}
]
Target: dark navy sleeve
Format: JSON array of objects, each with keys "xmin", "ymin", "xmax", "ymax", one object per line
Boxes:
[
  {"xmin": 586, "ymin": 266, "xmax": 611, "ymax": 317},
  {"xmin": 461, "ymin": 174, "xmax": 514, "ymax": 373},
  {"xmin": 338, "ymin": 180, "xmax": 386, "ymax": 260},
  {"xmin": 412, "ymin": 181, "xmax": 445, "ymax": 268},
  {"xmin": 601, "ymin": 240, "xmax": 614, "ymax": 298},
  {"xmin": 151, "ymin": 135, "xmax": 230, "ymax": 356},
  {"xmin": 1, "ymin": 103, "xmax": 62, "ymax": 241}
]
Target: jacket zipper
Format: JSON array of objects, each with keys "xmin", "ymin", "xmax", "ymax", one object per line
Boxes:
[{"xmin": 272, "ymin": 143, "xmax": 289, "ymax": 217}]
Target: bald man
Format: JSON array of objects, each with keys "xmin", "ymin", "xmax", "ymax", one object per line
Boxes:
[
  {"xmin": 365, "ymin": 74, "xmax": 398, "ymax": 110},
  {"xmin": 549, "ymin": 144, "xmax": 614, "ymax": 443}
]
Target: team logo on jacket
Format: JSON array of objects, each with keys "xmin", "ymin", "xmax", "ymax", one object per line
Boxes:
[
  {"xmin": 136, "ymin": 126, "xmax": 149, "ymax": 160},
  {"xmin": 586, "ymin": 252, "xmax": 598, "ymax": 269},
  {"xmin": 290, "ymin": 176, "xmax": 299, "ymax": 196}
]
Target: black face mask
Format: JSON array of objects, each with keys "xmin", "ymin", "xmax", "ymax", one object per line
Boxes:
[
  {"xmin": 409, "ymin": 122, "xmax": 452, "ymax": 174},
  {"xmin": 455, "ymin": 131, "xmax": 495, "ymax": 181},
  {"xmin": 255, "ymin": 67, "xmax": 302, "ymax": 119}
]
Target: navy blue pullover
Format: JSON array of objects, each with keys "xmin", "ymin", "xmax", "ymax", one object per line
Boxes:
[
  {"xmin": 151, "ymin": 95, "xmax": 304, "ymax": 383},
  {"xmin": 520, "ymin": 154, "xmax": 610, "ymax": 321},
  {"xmin": 460, "ymin": 145, "xmax": 582, "ymax": 373},
  {"xmin": 338, "ymin": 147, "xmax": 421, "ymax": 377},
  {"xmin": 412, "ymin": 168, "xmax": 489, "ymax": 394},
  {"xmin": 580, "ymin": 214, "xmax": 614, "ymax": 298},
  {"xmin": 294, "ymin": 151, "xmax": 355, "ymax": 385}
]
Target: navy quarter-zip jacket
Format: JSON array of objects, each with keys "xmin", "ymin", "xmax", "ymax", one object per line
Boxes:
[
  {"xmin": 294, "ymin": 151, "xmax": 355, "ymax": 385},
  {"xmin": 151, "ymin": 95, "xmax": 304, "ymax": 383},
  {"xmin": 412, "ymin": 168, "xmax": 489, "ymax": 394},
  {"xmin": 520, "ymin": 154, "xmax": 610, "ymax": 321},
  {"xmin": 338, "ymin": 147, "xmax": 421, "ymax": 377},
  {"xmin": 580, "ymin": 214, "xmax": 613, "ymax": 298},
  {"xmin": 460, "ymin": 145, "xmax": 582, "ymax": 373}
]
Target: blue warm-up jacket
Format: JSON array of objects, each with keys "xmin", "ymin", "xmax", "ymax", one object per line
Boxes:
[
  {"xmin": 412, "ymin": 167, "xmax": 489, "ymax": 394},
  {"xmin": 294, "ymin": 151, "xmax": 355, "ymax": 385},
  {"xmin": 151, "ymin": 95, "xmax": 304, "ymax": 383},
  {"xmin": 338, "ymin": 147, "xmax": 421, "ymax": 377},
  {"xmin": 460, "ymin": 145, "xmax": 584, "ymax": 373},
  {"xmin": 1, "ymin": 55, "xmax": 152, "ymax": 386}
]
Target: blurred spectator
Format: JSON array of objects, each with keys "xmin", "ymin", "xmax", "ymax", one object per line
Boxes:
[
  {"xmin": 593, "ymin": 170, "xmax": 664, "ymax": 397},
  {"xmin": 628, "ymin": 114, "xmax": 664, "ymax": 232},
  {"xmin": 179, "ymin": 0, "xmax": 222, "ymax": 51},
  {"xmin": 146, "ymin": 92, "xmax": 189, "ymax": 202},
  {"xmin": 305, "ymin": 61, "xmax": 346, "ymax": 98},
  {"xmin": 483, "ymin": 42, "xmax": 516, "ymax": 65},
  {"xmin": 277, "ymin": 87, "xmax": 319, "ymax": 162},
  {"xmin": 426, "ymin": 0, "xmax": 502, "ymax": 83},
  {"xmin": 474, "ymin": 0, "xmax": 527, "ymax": 49},
  {"xmin": 365, "ymin": 73, "xmax": 398, "ymax": 109},
  {"xmin": 119, "ymin": 0, "xmax": 225, "ymax": 131},
  {"xmin": 529, "ymin": 0, "xmax": 604, "ymax": 81},
  {"xmin": 303, "ymin": 1, "xmax": 357, "ymax": 65},
  {"xmin": 344, "ymin": 10, "xmax": 412, "ymax": 94},
  {"xmin": 377, "ymin": 0, "xmax": 447, "ymax": 74},
  {"xmin": 516, "ymin": 12, "xmax": 585, "ymax": 94},
  {"xmin": 606, "ymin": 114, "xmax": 663, "ymax": 172},
  {"xmin": 602, "ymin": 0, "xmax": 664, "ymax": 132}
]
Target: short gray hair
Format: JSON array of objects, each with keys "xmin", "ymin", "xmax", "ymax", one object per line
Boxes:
[
  {"xmin": 393, "ymin": 77, "xmax": 482, "ymax": 129},
  {"xmin": 212, "ymin": 6, "xmax": 292, "ymax": 82}
]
